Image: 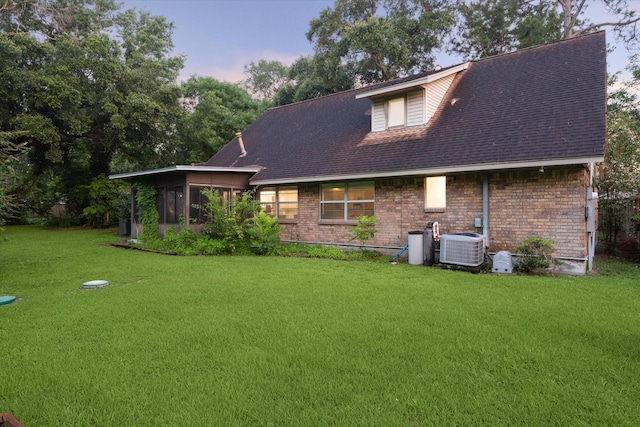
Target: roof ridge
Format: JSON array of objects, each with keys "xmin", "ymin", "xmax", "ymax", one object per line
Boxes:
[{"xmin": 471, "ymin": 30, "xmax": 605, "ymax": 65}]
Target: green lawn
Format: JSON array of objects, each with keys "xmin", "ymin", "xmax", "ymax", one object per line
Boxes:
[{"xmin": 1, "ymin": 226, "xmax": 639, "ymax": 426}]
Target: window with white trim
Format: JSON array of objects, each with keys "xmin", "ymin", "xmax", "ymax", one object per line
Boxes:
[
  {"xmin": 372, "ymin": 89, "xmax": 424, "ymax": 132},
  {"xmin": 320, "ymin": 182, "xmax": 374, "ymax": 221},
  {"xmin": 425, "ymin": 176, "xmax": 446, "ymax": 211},
  {"xmin": 387, "ymin": 96, "xmax": 406, "ymax": 127},
  {"xmin": 259, "ymin": 186, "xmax": 298, "ymax": 220}
]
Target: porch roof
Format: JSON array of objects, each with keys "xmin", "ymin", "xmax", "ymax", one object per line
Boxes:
[{"xmin": 108, "ymin": 165, "xmax": 261, "ymax": 180}]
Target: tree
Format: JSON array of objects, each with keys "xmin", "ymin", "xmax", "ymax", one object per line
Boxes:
[
  {"xmin": 595, "ymin": 66, "xmax": 640, "ymax": 253},
  {"xmin": 349, "ymin": 215, "xmax": 378, "ymax": 256},
  {"xmin": 178, "ymin": 77, "xmax": 267, "ymax": 163},
  {"xmin": 452, "ymin": 0, "xmax": 640, "ymax": 60},
  {"xmin": 242, "ymin": 59, "xmax": 289, "ymax": 101},
  {"xmin": 307, "ymin": 0, "xmax": 454, "ymax": 84},
  {"xmin": 0, "ymin": 132, "xmax": 26, "ymax": 234},
  {"xmin": 558, "ymin": 0, "xmax": 640, "ymax": 42},
  {"xmin": 452, "ymin": 0, "xmax": 562, "ymax": 59},
  {"xmin": 272, "ymin": 56, "xmax": 355, "ymax": 106},
  {"xmin": 0, "ymin": 1, "xmax": 185, "ymax": 223}
]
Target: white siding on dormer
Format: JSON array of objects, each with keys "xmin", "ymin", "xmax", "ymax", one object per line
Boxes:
[
  {"xmin": 372, "ymin": 99, "xmax": 386, "ymax": 132},
  {"xmin": 406, "ymin": 90, "xmax": 425, "ymax": 127},
  {"xmin": 425, "ymin": 73, "xmax": 455, "ymax": 123}
]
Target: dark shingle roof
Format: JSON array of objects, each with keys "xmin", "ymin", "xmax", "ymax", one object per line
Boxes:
[{"xmin": 206, "ymin": 32, "xmax": 606, "ymax": 184}]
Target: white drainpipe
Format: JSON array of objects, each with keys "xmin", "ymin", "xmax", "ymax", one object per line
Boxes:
[{"xmin": 483, "ymin": 174, "xmax": 489, "ymax": 246}]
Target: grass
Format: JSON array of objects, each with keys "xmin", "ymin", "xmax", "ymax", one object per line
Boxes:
[{"xmin": 1, "ymin": 226, "xmax": 639, "ymax": 426}]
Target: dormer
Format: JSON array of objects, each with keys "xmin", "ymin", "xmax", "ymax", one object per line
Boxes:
[{"xmin": 356, "ymin": 62, "xmax": 470, "ymax": 132}]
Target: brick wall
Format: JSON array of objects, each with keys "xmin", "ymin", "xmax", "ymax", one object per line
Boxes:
[
  {"xmin": 489, "ymin": 167, "xmax": 588, "ymax": 258},
  {"xmin": 279, "ymin": 166, "xmax": 588, "ymax": 258}
]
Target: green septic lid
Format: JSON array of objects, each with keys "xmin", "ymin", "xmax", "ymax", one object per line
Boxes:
[
  {"xmin": 82, "ymin": 280, "xmax": 109, "ymax": 289},
  {"xmin": 0, "ymin": 296, "xmax": 17, "ymax": 306}
]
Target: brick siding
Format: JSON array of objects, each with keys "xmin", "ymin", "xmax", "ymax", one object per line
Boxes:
[{"xmin": 279, "ymin": 166, "xmax": 588, "ymax": 258}]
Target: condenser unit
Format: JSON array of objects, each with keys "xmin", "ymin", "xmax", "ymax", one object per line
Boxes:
[{"xmin": 439, "ymin": 233, "xmax": 485, "ymax": 267}]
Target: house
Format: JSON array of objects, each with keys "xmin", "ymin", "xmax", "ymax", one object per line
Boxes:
[{"xmin": 110, "ymin": 32, "xmax": 607, "ymax": 274}]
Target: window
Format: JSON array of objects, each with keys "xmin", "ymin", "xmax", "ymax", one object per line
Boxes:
[
  {"xmin": 156, "ymin": 186, "xmax": 184, "ymax": 224},
  {"xmin": 371, "ymin": 90, "xmax": 425, "ymax": 132},
  {"xmin": 387, "ymin": 96, "xmax": 406, "ymax": 127},
  {"xmin": 425, "ymin": 176, "xmax": 446, "ymax": 210},
  {"xmin": 321, "ymin": 182, "xmax": 374, "ymax": 221},
  {"xmin": 259, "ymin": 186, "xmax": 298, "ymax": 220}
]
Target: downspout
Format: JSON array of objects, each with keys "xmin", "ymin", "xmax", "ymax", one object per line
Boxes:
[
  {"xmin": 483, "ymin": 174, "xmax": 489, "ymax": 247},
  {"xmin": 586, "ymin": 163, "xmax": 597, "ymax": 272}
]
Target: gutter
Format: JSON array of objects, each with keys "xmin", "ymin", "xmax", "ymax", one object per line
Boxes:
[
  {"xmin": 109, "ymin": 165, "xmax": 262, "ymax": 180},
  {"xmin": 250, "ymin": 157, "xmax": 604, "ymax": 186}
]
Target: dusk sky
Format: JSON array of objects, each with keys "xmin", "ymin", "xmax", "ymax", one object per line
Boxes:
[{"xmin": 120, "ymin": 0, "xmax": 639, "ymax": 84}]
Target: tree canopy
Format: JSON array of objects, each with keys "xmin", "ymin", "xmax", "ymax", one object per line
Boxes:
[
  {"xmin": 596, "ymin": 62, "xmax": 640, "ymax": 252},
  {"xmin": 178, "ymin": 77, "xmax": 267, "ymax": 164},
  {"xmin": 307, "ymin": 0, "xmax": 454, "ymax": 85},
  {"xmin": 453, "ymin": 0, "xmax": 640, "ymax": 60},
  {"xmin": 1, "ymin": 1, "xmax": 186, "ymax": 221}
]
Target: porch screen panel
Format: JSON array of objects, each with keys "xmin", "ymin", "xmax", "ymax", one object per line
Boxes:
[
  {"xmin": 189, "ymin": 186, "xmax": 204, "ymax": 223},
  {"xmin": 156, "ymin": 189, "xmax": 165, "ymax": 224},
  {"xmin": 165, "ymin": 186, "xmax": 184, "ymax": 224}
]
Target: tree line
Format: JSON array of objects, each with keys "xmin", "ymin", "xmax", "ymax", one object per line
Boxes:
[{"xmin": 1, "ymin": 0, "xmax": 639, "ymax": 253}]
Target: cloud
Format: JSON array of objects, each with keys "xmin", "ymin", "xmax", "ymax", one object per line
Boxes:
[{"xmin": 178, "ymin": 50, "xmax": 303, "ymax": 84}]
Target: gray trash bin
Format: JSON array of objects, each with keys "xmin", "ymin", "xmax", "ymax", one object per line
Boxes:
[{"xmin": 408, "ymin": 231, "xmax": 424, "ymax": 265}]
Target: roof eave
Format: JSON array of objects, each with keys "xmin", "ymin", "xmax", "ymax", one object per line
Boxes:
[
  {"xmin": 249, "ymin": 156, "xmax": 604, "ymax": 186},
  {"xmin": 355, "ymin": 62, "xmax": 470, "ymax": 100},
  {"xmin": 109, "ymin": 165, "xmax": 262, "ymax": 180}
]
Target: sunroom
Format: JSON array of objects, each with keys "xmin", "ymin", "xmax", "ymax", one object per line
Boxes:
[{"xmin": 110, "ymin": 165, "xmax": 260, "ymax": 238}]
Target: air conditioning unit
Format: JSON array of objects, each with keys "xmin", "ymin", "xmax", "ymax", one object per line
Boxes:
[{"xmin": 439, "ymin": 233, "xmax": 485, "ymax": 267}]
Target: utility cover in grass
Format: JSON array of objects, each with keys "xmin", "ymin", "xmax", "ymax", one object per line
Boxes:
[
  {"xmin": 82, "ymin": 280, "xmax": 109, "ymax": 289},
  {"xmin": 0, "ymin": 296, "xmax": 17, "ymax": 306}
]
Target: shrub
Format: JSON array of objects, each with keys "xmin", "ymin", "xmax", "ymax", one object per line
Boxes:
[
  {"xmin": 83, "ymin": 175, "xmax": 127, "ymax": 227},
  {"xmin": 349, "ymin": 215, "xmax": 378, "ymax": 256},
  {"xmin": 195, "ymin": 236, "xmax": 228, "ymax": 255},
  {"xmin": 197, "ymin": 188, "xmax": 261, "ymax": 252},
  {"xmin": 514, "ymin": 235, "xmax": 556, "ymax": 273},
  {"xmin": 248, "ymin": 211, "xmax": 282, "ymax": 255},
  {"xmin": 155, "ymin": 222, "xmax": 200, "ymax": 255}
]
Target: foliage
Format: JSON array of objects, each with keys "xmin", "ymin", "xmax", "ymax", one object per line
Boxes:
[
  {"xmin": 82, "ymin": 175, "xmax": 128, "ymax": 227},
  {"xmin": 452, "ymin": 0, "xmax": 562, "ymax": 59},
  {"xmin": 247, "ymin": 211, "xmax": 282, "ymax": 255},
  {"xmin": 349, "ymin": 215, "xmax": 378, "ymax": 255},
  {"xmin": 0, "ymin": 130, "xmax": 26, "ymax": 232},
  {"xmin": 272, "ymin": 56, "xmax": 355, "ymax": 106},
  {"xmin": 514, "ymin": 235, "xmax": 556, "ymax": 273},
  {"xmin": 178, "ymin": 77, "xmax": 267, "ymax": 163},
  {"xmin": 242, "ymin": 59, "xmax": 289, "ymax": 101},
  {"xmin": 134, "ymin": 183, "xmax": 159, "ymax": 242},
  {"xmin": 451, "ymin": 0, "xmax": 640, "ymax": 60},
  {"xmin": 0, "ymin": 1, "xmax": 185, "ymax": 225},
  {"xmin": 557, "ymin": 0, "xmax": 640, "ymax": 42},
  {"xmin": 141, "ymin": 189, "xmax": 280, "ymax": 256},
  {"xmin": 196, "ymin": 188, "xmax": 261, "ymax": 252},
  {"xmin": 595, "ymin": 67, "xmax": 640, "ymax": 253},
  {"xmin": 306, "ymin": 0, "xmax": 454, "ymax": 85}
]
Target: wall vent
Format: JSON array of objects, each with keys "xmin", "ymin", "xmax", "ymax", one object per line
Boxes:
[{"xmin": 439, "ymin": 233, "xmax": 485, "ymax": 267}]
